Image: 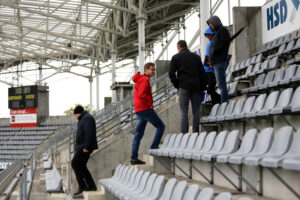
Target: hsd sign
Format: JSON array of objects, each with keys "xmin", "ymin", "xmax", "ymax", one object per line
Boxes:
[{"xmin": 262, "ymin": 0, "xmax": 300, "ymax": 43}]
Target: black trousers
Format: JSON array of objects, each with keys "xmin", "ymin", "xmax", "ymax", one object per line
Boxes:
[
  {"xmin": 207, "ymin": 72, "xmax": 221, "ymax": 105},
  {"xmin": 71, "ymin": 150, "xmax": 96, "ymax": 190}
]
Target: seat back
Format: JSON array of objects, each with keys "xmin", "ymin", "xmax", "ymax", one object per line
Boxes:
[
  {"xmin": 200, "ymin": 131, "xmax": 217, "ymax": 152},
  {"xmin": 277, "ymin": 44, "xmax": 286, "ymax": 54},
  {"xmin": 170, "ymin": 181, "xmax": 188, "ymax": 200},
  {"xmin": 161, "ymin": 134, "xmax": 171, "ymax": 149},
  {"xmin": 263, "ymin": 71, "xmax": 275, "ymax": 85},
  {"xmin": 226, "ymin": 72, "xmax": 232, "ymax": 83},
  {"xmin": 232, "ymin": 98, "xmax": 246, "ymax": 115},
  {"xmin": 286, "ymin": 40, "xmax": 295, "ymax": 51},
  {"xmin": 220, "ymin": 130, "xmax": 240, "ymax": 154},
  {"xmin": 143, "ymin": 173, "xmax": 157, "ymax": 196},
  {"xmin": 261, "ymin": 91, "xmax": 279, "ymax": 111},
  {"xmin": 294, "ymin": 65, "xmax": 300, "ymax": 77},
  {"xmin": 208, "ymin": 131, "xmax": 227, "ymax": 153},
  {"xmin": 209, "ymin": 104, "xmax": 219, "ymax": 117},
  {"xmin": 294, "ymin": 38, "xmax": 300, "ymax": 49},
  {"xmin": 185, "ymin": 133, "xmax": 199, "ymax": 151},
  {"xmin": 261, "ymin": 60, "xmax": 269, "ymax": 71},
  {"xmin": 283, "ymin": 65, "xmax": 297, "ymax": 80},
  {"xmin": 236, "ymin": 129, "xmax": 258, "ymax": 154},
  {"xmin": 127, "ymin": 168, "xmax": 139, "ymax": 186},
  {"xmin": 255, "ymin": 53, "xmax": 263, "ymax": 63},
  {"xmin": 119, "ymin": 166, "xmax": 130, "ymax": 183},
  {"xmin": 216, "ymin": 102, "xmax": 228, "ymax": 116},
  {"xmin": 183, "ymin": 184, "xmax": 200, "ymax": 200},
  {"xmin": 196, "ymin": 188, "xmax": 214, "ymax": 200},
  {"xmin": 249, "ymin": 127, "xmax": 274, "ymax": 155},
  {"xmin": 149, "ymin": 175, "xmax": 165, "ymax": 199},
  {"xmin": 255, "ymin": 74, "xmax": 266, "ymax": 87},
  {"xmin": 291, "ymin": 86, "xmax": 300, "ymax": 106},
  {"xmin": 178, "ymin": 133, "xmax": 191, "ymax": 150},
  {"xmin": 250, "ymin": 55, "xmax": 256, "ymax": 64},
  {"xmin": 285, "ymin": 129, "xmax": 300, "ymax": 156},
  {"xmin": 242, "ymin": 96, "xmax": 256, "ymax": 114},
  {"xmin": 166, "ymin": 134, "xmax": 177, "ymax": 149},
  {"xmin": 132, "ymin": 170, "xmax": 144, "ymax": 190},
  {"xmin": 266, "ymin": 126, "xmax": 293, "ymax": 156},
  {"xmin": 245, "ymin": 58, "xmax": 251, "ymax": 67},
  {"xmin": 193, "ymin": 132, "xmax": 207, "ymax": 151},
  {"xmin": 268, "ymin": 56, "xmax": 279, "ymax": 70},
  {"xmin": 228, "ymin": 81, "xmax": 238, "ymax": 96},
  {"xmin": 123, "ymin": 167, "xmax": 134, "ymax": 184},
  {"xmin": 136, "ymin": 171, "xmax": 150, "ymax": 193},
  {"xmin": 275, "ymin": 88, "xmax": 293, "ymax": 108},
  {"xmin": 215, "ymin": 192, "xmax": 232, "ymax": 200},
  {"xmin": 273, "ymin": 68, "xmax": 285, "ymax": 82},
  {"xmin": 159, "ymin": 178, "xmax": 177, "ymax": 200},
  {"xmin": 224, "ymin": 100, "xmax": 236, "ymax": 116},
  {"xmin": 245, "ymin": 65, "xmax": 253, "ymax": 75},
  {"xmin": 252, "ymin": 62, "xmax": 261, "ymax": 73},
  {"xmin": 172, "ymin": 134, "xmax": 183, "ymax": 149}
]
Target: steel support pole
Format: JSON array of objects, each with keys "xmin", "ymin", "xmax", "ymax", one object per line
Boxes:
[
  {"xmin": 111, "ymin": 49, "xmax": 117, "ymax": 102},
  {"xmin": 89, "ymin": 77, "xmax": 93, "ymax": 112},
  {"xmin": 136, "ymin": 11, "xmax": 146, "ymax": 73},
  {"xmin": 96, "ymin": 63, "xmax": 100, "ymax": 111},
  {"xmin": 38, "ymin": 63, "xmax": 43, "ymax": 85},
  {"xmin": 200, "ymin": 0, "xmax": 210, "ymax": 59}
]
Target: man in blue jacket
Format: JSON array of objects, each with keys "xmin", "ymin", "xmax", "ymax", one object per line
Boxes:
[
  {"xmin": 207, "ymin": 15, "xmax": 230, "ymax": 103},
  {"xmin": 72, "ymin": 105, "xmax": 98, "ymax": 195},
  {"xmin": 203, "ymin": 27, "xmax": 221, "ymax": 105}
]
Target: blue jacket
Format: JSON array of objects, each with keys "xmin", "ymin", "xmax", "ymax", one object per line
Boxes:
[{"xmin": 204, "ymin": 27, "xmax": 214, "ymax": 72}]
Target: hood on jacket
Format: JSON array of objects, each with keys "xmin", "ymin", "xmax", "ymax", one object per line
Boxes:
[
  {"xmin": 207, "ymin": 15, "xmax": 223, "ymax": 30},
  {"xmin": 204, "ymin": 27, "xmax": 214, "ymax": 36},
  {"xmin": 132, "ymin": 72, "xmax": 150, "ymax": 83}
]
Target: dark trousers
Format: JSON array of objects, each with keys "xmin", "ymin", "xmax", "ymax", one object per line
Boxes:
[
  {"xmin": 71, "ymin": 150, "xmax": 96, "ymax": 190},
  {"xmin": 179, "ymin": 88, "xmax": 202, "ymax": 133},
  {"xmin": 131, "ymin": 109, "xmax": 165, "ymax": 161},
  {"xmin": 207, "ymin": 72, "xmax": 221, "ymax": 105}
]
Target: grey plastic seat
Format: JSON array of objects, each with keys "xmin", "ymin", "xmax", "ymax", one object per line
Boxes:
[
  {"xmin": 245, "ymin": 58, "xmax": 251, "ymax": 67},
  {"xmin": 229, "ymin": 127, "xmax": 274, "ymax": 164},
  {"xmin": 201, "ymin": 104, "xmax": 219, "ymax": 123},
  {"xmin": 99, "ymin": 164, "xmax": 122, "ymax": 186},
  {"xmin": 110, "ymin": 167, "xmax": 134, "ymax": 192},
  {"xmin": 284, "ymin": 40, "xmax": 295, "ymax": 53},
  {"xmin": 226, "ymin": 98, "xmax": 245, "ymax": 120},
  {"xmin": 148, "ymin": 134, "xmax": 171, "ymax": 155},
  {"xmin": 196, "ymin": 187, "xmax": 214, "ymax": 200},
  {"xmin": 105, "ymin": 166, "xmax": 129, "ymax": 191},
  {"xmin": 279, "ymin": 65, "xmax": 297, "ymax": 85},
  {"xmin": 162, "ymin": 134, "xmax": 183, "ymax": 156},
  {"xmin": 277, "ymin": 44, "xmax": 286, "ymax": 55},
  {"xmin": 217, "ymin": 129, "xmax": 258, "ymax": 163},
  {"xmin": 235, "ymin": 96, "xmax": 256, "ymax": 119},
  {"xmin": 203, "ymin": 130, "xmax": 239, "ymax": 161},
  {"xmin": 242, "ymin": 73, "xmax": 265, "ymax": 94},
  {"xmin": 156, "ymin": 134, "xmax": 177, "ymax": 156},
  {"xmin": 226, "ymin": 72, "xmax": 232, "ymax": 83},
  {"xmin": 283, "ymin": 157, "xmax": 300, "ymax": 171},
  {"xmin": 292, "ymin": 38, "xmax": 300, "ymax": 50},
  {"xmin": 228, "ymin": 81, "xmax": 238, "ymax": 97},
  {"xmin": 267, "ymin": 56, "xmax": 279, "ymax": 70},
  {"xmin": 170, "ymin": 181, "xmax": 188, "ymax": 200},
  {"xmin": 291, "ymin": 65, "xmax": 300, "ymax": 83},
  {"xmin": 201, "ymin": 131, "xmax": 228, "ymax": 161},
  {"xmin": 239, "ymin": 65, "xmax": 253, "ymax": 80},
  {"xmin": 112, "ymin": 168, "xmax": 139, "ymax": 196},
  {"xmin": 45, "ymin": 166, "xmax": 62, "ymax": 192},
  {"xmin": 262, "ymin": 129, "xmax": 300, "ymax": 168},
  {"xmin": 192, "ymin": 132, "xmax": 217, "ymax": 160},
  {"xmin": 116, "ymin": 170, "xmax": 144, "ymax": 198},
  {"xmin": 157, "ymin": 178, "xmax": 177, "ymax": 200},
  {"xmin": 255, "ymin": 53, "xmax": 263, "ymax": 63},
  {"xmin": 183, "ymin": 132, "xmax": 207, "ymax": 159},
  {"xmin": 250, "ymin": 56, "xmax": 256, "ymax": 64},
  {"xmin": 169, "ymin": 133, "xmax": 191, "ymax": 157},
  {"xmin": 182, "ymin": 184, "xmax": 200, "ymax": 200},
  {"xmin": 216, "ymin": 101, "xmax": 236, "ymax": 121},
  {"xmin": 239, "ymin": 60, "xmax": 246, "ymax": 70},
  {"xmin": 268, "ymin": 68, "xmax": 285, "ymax": 88},
  {"xmin": 176, "ymin": 133, "xmax": 198, "ymax": 158},
  {"xmin": 258, "ymin": 70, "xmax": 275, "ymax": 90},
  {"xmin": 244, "ymin": 126, "xmax": 293, "ymax": 166},
  {"xmin": 215, "ymin": 192, "xmax": 232, "ymax": 200},
  {"xmin": 43, "ymin": 157, "xmax": 52, "ymax": 170},
  {"xmin": 283, "ymin": 86, "xmax": 300, "ymax": 113},
  {"xmin": 248, "ymin": 62, "xmax": 261, "ymax": 77},
  {"xmin": 245, "ymin": 94, "xmax": 267, "ymax": 118},
  {"xmin": 256, "ymin": 59, "xmax": 269, "ymax": 74},
  {"xmin": 209, "ymin": 102, "xmax": 227, "ymax": 122},
  {"xmin": 132, "ymin": 175, "xmax": 165, "ymax": 200},
  {"xmin": 256, "ymin": 91, "xmax": 279, "ymax": 116},
  {"xmin": 270, "ymin": 88, "xmax": 293, "ymax": 115}
]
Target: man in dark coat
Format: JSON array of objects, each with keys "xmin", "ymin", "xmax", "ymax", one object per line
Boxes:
[
  {"xmin": 207, "ymin": 15, "xmax": 230, "ymax": 103},
  {"xmin": 169, "ymin": 40, "xmax": 206, "ymax": 133},
  {"xmin": 72, "ymin": 105, "xmax": 98, "ymax": 195}
]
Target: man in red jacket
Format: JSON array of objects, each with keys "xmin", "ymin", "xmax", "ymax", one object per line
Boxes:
[{"xmin": 131, "ymin": 62, "xmax": 165, "ymax": 165}]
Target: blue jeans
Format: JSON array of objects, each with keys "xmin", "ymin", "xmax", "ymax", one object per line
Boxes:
[
  {"xmin": 131, "ymin": 109, "xmax": 165, "ymax": 161},
  {"xmin": 214, "ymin": 61, "xmax": 228, "ymax": 103}
]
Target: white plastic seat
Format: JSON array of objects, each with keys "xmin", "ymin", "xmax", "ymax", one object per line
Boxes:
[
  {"xmin": 279, "ymin": 65, "xmax": 297, "ymax": 85},
  {"xmin": 282, "ymin": 157, "xmax": 300, "ymax": 171},
  {"xmin": 182, "ymin": 184, "xmax": 200, "ymax": 200},
  {"xmin": 157, "ymin": 178, "xmax": 177, "ymax": 200},
  {"xmin": 209, "ymin": 102, "xmax": 227, "ymax": 122},
  {"xmin": 226, "ymin": 98, "xmax": 246, "ymax": 120},
  {"xmin": 268, "ymin": 68, "xmax": 285, "ymax": 88},
  {"xmin": 244, "ymin": 126, "xmax": 293, "ymax": 166},
  {"xmin": 258, "ymin": 70, "xmax": 275, "ymax": 90},
  {"xmin": 99, "ymin": 164, "xmax": 122, "ymax": 186},
  {"xmin": 201, "ymin": 104, "xmax": 219, "ymax": 123},
  {"xmin": 216, "ymin": 101, "xmax": 236, "ymax": 121},
  {"xmin": 117, "ymin": 170, "xmax": 144, "ymax": 199},
  {"xmin": 162, "ymin": 134, "xmax": 183, "ymax": 157},
  {"xmin": 234, "ymin": 96, "xmax": 256, "ymax": 119},
  {"xmin": 202, "ymin": 130, "xmax": 239, "ymax": 161},
  {"xmin": 192, "ymin": 132, "xmax": 217, "ymax": 160},
  {"xmin": 112, "ymin": 168, "xmax": 139, "ymax": 196},
  {"xmin": 256, "ymin": 91, "xmax": 279, "ymax": 116},
  {"xmin": 148, "ymin": 134, "xmax": 171, "ymax": 155},
  {"xmin": 169, "ymin": 133, "xmax": 191, "ymax": 157},
  {"xmin": 45, "ymin": 166, "xmax": 62, "ymax": 192},
  {"xmin": 43, "ymin": 157, "xmax": 52, "ymax": 170},
  {"xmin": 183, "ymin": 132, "xmax": 207, "ymax": 159},
  {"xmin": 201, "ymin": 131, "xmax": 228, "ymax": 161},
  {"xmin": 109, "ymin": 166, "xmax": 134, "ymax": 192},
  {"xmin": 176, "ymin": 133, "xmax": 198, "ymax": 158},
  {"xmin": 262, "ymin": 129, "xmax": 300, "ymax": 168},
  {"xmin": 215, "ymin": 192, "xmax": 232, "ymax": 200},
  {"xmin": 229, "ymin": 127, "xmax": 274, "ymax": 164},
  {"xmin": 170, "ymin": 181, "xmax": 188, "ymax": 200},
  {"xmin": 270, "ymin": 88, "xmax": 293, "ymax": 114},
  {"xmin": 217, "ymin": 129, "xmax": 258, "ymax": 163},
  {"xmin": 196, "ymin": 187, "xmax": 214, "ymax": 200},
  {"xmin": 291, "ymin": 65, "xmax": 300, "ymax": 83},
  {"xmin": 106, "ymin": 166, "xmax": 130, "ymax": 191},
  {"xmin": 156, "ymin": 134, "xmax": 177, "ymax": 156}
]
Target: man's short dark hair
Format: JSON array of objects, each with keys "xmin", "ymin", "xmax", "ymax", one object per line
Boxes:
[
  {"xmin": 177, "ymin": 40, "xmax": 187, "ymax": 48},
  {"xmin": 144, "ymin": 62, "xmax": 155, "ymax": 70}
]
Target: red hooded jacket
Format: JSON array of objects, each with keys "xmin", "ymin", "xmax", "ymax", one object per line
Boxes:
[{"xmin": 133, "ymin": 72, "xmax": 153, "ymax": 113}]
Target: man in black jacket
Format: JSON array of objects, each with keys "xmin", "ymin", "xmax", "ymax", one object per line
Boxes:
[
  {"xmin": 207, "ymin": 15, "xmax": 230, "ymax": 103},
  {"xmin": 72, "ymin": 105, "xmax": 98, "ymax": 195},
  {"xmin": 169, "ymin": 40, "xmax": 206, "ymax": 133}
]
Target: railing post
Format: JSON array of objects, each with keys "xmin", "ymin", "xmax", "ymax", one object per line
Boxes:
[
  {"xmin": 68, "ymin": 134, "xmax": 72, "ymax": 194},
  {"xmin": 23, "ymin": 165, "xmax": 27, "ymax": 200}
]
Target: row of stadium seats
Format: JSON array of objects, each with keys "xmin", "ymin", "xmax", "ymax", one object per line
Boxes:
[
  {"xmin": 42, "ymin": 153, "xmax": 62, "ymax": 192},
  {"xmin": 149, "ymin": 126, "xmax": 300, "ymax": 170},
  {"xmin": 99, "ymin": 165, "xmax": 252, "ymax": 200}
]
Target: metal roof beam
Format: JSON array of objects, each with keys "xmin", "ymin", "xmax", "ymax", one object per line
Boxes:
[
  {"xmin": 83, "ymin": 0, "xmax": 138, "ymax": 15},
  {"xmin": 145, "ymin": 0, "xmax": 185, "ymax": 14}
]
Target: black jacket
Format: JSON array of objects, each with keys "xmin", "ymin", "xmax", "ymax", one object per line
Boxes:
[
  {"xmin": 75, "ymin": 111, "xmax": 98, "ymax": 152},
  {"xmin": 169, "ymin": 48, "xmax": 207, "ymax": 92},
  {"xmin": 207, "ymin": 16, "xmax": 230, "ymax": 65}
]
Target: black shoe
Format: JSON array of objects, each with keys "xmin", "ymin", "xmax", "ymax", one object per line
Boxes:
[
  {"xmin": 84, "ymin": 186, "xmax": 97, "ymax": 191},
  {"xmin": 131, "ymin": 159, "xmax": 146, "ymax": 165},
  {"xmin": 73, "ymin": 189, "xmax": 84, "ymax": 195}
]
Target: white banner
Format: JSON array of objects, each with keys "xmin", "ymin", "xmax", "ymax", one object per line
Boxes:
[
  {"xmin": 262, "ymin": 0, "xmax": 300, "ymax": 43},
  {"xmin": 10, "ymin": 108, "xmax": 37, "ymax": 127},
  {"xmin": 0, "ymin": 162, "xmax": 12, "ymax": 169}
]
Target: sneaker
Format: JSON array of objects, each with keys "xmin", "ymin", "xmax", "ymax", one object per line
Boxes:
[{"xmin": 131, "ymin": 159, "xmax": 146, "ymax": 165}]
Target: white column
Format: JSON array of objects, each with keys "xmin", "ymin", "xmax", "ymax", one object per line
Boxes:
[
  {"xmin": 137, "ymin": 9, "xmax": 146, "ymax": 73},
  {"xmin": 200, "ymin": 0, "xmax": 210, "ymax": 60},
  {"xmin": 89, "ymin": 77, "xmax": 93, "ymax": 113},
  {"xmin": 111, "ymin": 49, "xmax": 117, "ymax": 102},
  {"xmin": 38, "ymin": 63, "xmax": 43, "ymax": 85},
  {"xmin": 95, "ymin": 62, "xmax": 100, "ymax": 111}
]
